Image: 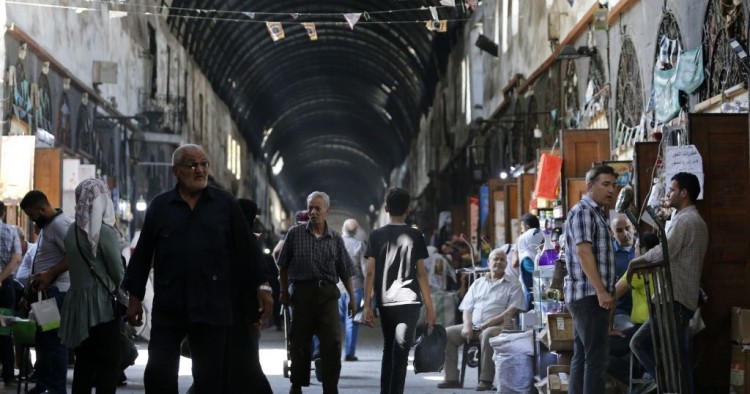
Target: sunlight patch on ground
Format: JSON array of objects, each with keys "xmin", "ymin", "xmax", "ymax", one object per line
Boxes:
[{"xmin": 259, "ymin": 348, "xmax": 289, "ymax": 376}]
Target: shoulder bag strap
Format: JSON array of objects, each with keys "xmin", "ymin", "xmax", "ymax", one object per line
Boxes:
[{"xmin": 74, "ymin": 226, "xmax": 118, "ymax": 301}]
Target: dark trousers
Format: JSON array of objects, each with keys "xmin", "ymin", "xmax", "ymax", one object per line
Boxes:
[
  {"xmin": 567, "ymin": 295, "xmax": 610, "ymax": 394},
  {"xmin": 378, "ymin": 304, "xmax": 420, "ymax": 394},
  {"xmin": 72, "ymin": 319, "xmax": 121, "ymax": 394},
  {"xmin": 289, "ymin": 282, "xmax": 341, "ymax": 393},
  {"xmin": 0, "ymin": 276, "xmax": 15, "ymax": 382},
  {"xmin": 34, "ymin": 287, "xmax": 68, "ymax": 394},
  {"xmin": 224, "ymin": 322, "xmax": 271, "ymax": 394},
  {"xmin": 145, "ymin": 322, "xmax": 227, "ymax": 394}
]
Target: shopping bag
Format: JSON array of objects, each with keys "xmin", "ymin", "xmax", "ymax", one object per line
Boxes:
[
  {"xmin": 413, "ymin": 324, "xmax": 447, "ymax": 374},
  {"xmin": 533, "ymin": 154, "xmax": 563, "ymax": 200},
  {"xmin": 31, "ymin": 291, "xmax": 60, "ymax": 331}
]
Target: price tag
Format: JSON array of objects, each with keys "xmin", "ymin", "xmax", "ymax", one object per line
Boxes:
[{"xmin": 556, "ymin": 316, "xmax": 565, "ymax": 331}]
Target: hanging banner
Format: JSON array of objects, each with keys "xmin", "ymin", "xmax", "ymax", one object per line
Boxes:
[
  {"xmin": 266, "ymin": 22, "xmax": 285, "ymax": 41},
  {"xmin": 0, "ymin": 136, "xmax": 35, "ymax": 202},
  {"xmin": 242, "ymin": 12, "xmax": 255, "ymax": 19},
  {"xmin": 426, "ymin": 20, "xmax": 447, "ymax": 32},
  {"xmin": 302, "ymin": 22, "xmax": 318, "ymax": 41},
  {"xmin": 343, "ymin": 13, "xmax": 362, "ymax": 29},
  {"xmin": 534, "ymin": 153, "xmax": 563, "ymax": 200}
]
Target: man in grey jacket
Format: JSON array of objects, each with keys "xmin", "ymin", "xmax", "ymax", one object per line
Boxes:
[{"xmin": 340, "ymin": 219, "xmax": 367, "ymax": 361}]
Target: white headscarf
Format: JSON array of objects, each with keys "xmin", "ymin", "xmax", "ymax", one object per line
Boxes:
[{"xmin": 74, "ymin": 178, "xmax": 116, "ymax": 257}]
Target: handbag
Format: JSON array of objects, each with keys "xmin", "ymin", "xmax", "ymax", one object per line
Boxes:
[
  {"xmin": 413, "ymin": 324, "xmax": 447, "ymax": 374},
  {"xmin": 74, "ymin": 227, "xmax": 128, "ymax": 318},
  {"xmin": 119, "ymin": 325, "xmax": 138, "ymax": 369}
]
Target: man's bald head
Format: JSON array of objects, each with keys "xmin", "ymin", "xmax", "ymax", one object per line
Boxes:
[
  {"xmin": 342, "ymin": 219, "xmax": 359, "ymax": 236},
  {"xmin": 611, "ymin": 213, "xmax": 634, "ymax": 247}
]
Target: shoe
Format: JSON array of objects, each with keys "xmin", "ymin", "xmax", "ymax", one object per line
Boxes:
[
  {"xmin": 437, "ymin": 380, "xmax": 462, "ymax": 389},
  {"xmin": 313, "ymin": 358, "xmax": 323, "ymax": 382},
  {"xmin": 289, "ymin": 384, "xmax": 302, "ymax": 394},
  {"xmin": 27, "ymin": 387, "xmax": 50, "ymax": 394},
  {"xmin": 476, "ymin": 380, "xmax": 493, "ymax": 391},
  {"xmin": 344, "ymin": 355, "xmax": 358, "ymax": 361}
]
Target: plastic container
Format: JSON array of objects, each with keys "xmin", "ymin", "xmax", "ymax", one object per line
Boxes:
[{"xmin": 537, "ymin": 230, "xmax": 559, "ymax": 267}]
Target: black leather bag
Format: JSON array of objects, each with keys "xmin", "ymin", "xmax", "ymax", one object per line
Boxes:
[
  {"xmin": 413, "ymin": 324, "xmax": 447, "ymax": 374},
  {"xmin": 119, "ymin": 325, "xmax": 138, "ymax": 369}
]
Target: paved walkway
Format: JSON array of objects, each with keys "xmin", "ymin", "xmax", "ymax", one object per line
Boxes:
[{"xmin": 0, "ymin": 320, "xmax": 485, "ymax": 394}]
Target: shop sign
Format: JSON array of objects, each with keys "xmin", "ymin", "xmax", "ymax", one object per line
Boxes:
[{"xmin": 0, "ymin": 136, "xmax": 36, "ymax": 202}]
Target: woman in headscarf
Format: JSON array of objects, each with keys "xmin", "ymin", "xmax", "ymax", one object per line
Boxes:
[{"xmin": 59, "ymin": 178, "xmax": 124, "ymax": 393}]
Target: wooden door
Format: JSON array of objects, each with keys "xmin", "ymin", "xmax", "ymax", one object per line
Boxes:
[
  {"xmin": 34, "ymin": 148, "xmax": 62, "ymax": 208},
  {"xmin": 560, "ymin": 129, "xmax": 611, "ymax": 180},
  {"xmin": 519, "ymin": 173, "xmax": 535, "ymax": 214},
  {"xmin": 633, "ymin": 142, "xmax": 660, "ymax": 233},
  {"xmin": 689, "ymin": 113, "xmax": 749, "ymax": 392}
]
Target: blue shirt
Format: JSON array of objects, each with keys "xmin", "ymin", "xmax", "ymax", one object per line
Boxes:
[
  {"xmin": 0, "ymin": 222, "xmax": 21, "ymax": 269},
  {"xmin": 563, "ymin": 195, "xmax": 616, "ymax": 302},
  {"xmin": 613, "ymin": 240, "xmax": 635, "ymax": 314}
]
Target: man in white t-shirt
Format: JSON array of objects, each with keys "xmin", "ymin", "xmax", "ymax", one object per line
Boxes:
[{"xmin": 513, "ymin": 213, "xmax": 544, "ymax": 297}]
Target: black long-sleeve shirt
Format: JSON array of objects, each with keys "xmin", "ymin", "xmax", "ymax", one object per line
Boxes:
[{"xmin": 124, "ymin": 185, "xmax": 268, "ymax": 326}]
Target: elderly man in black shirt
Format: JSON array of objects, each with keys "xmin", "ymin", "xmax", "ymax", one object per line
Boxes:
[
  {"xmin": 124, "ymin": 144, "xmax": 272, "ymax": 394},
  {"xmin": 279, "ymin": 191, "xmax": 356, "ymax": 394}
]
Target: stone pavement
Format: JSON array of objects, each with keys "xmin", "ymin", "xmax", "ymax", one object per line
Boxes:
[{"xmin": 0, "ymin": 319, "xmax": 486, "ymax": 394}]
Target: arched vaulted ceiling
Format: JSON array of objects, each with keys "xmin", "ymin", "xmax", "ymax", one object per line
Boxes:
[{"xmin": 165, "ymin": 1, "xmax": 464, "ymax": 215}]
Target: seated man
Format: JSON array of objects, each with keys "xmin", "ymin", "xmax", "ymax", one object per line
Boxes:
[{"xmin": 437, "ymin": 248, "xmax": 526, "ymax": 391}]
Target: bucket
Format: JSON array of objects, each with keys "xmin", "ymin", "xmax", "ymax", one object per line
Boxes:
[{"xmin": 14, "ymin": 320, "xmax": 36, "ymax": 346}]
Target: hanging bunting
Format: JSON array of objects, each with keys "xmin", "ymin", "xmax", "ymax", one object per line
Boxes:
[
  {"xmin": 428, "ymin": 6, "xmax": 439, "ymax": 21},
  {"xmin": 343, "ymin": 13, "xmax": 362, "ymax": 29},
  {"xmin": 425, "ymin": 20, "xmax": 448, "ymax": 32},
  {"xmin": 466, "ymin": 0, "xmax": 478, "ymax": 10},
  {"xmin": 567, "ymin": 0, "xmax": 575, "ymax": 6},
  {"xmin": 440, "ymin": 0, "xmax": 456, "ymax": 6},
  {"xmin": 290, "ymin": 13, "xmax": 299, "ymax": 19},
  {"xmin": 266, "ymin": 22, "xmax": 285, "ymax": 41},
  {"xmin": 302, "ymin": 22, "xmax": 318, "ymax": 41},
  {"xmin": 242, "ymin": 11, "xmax": 255, "ymax": 19}
]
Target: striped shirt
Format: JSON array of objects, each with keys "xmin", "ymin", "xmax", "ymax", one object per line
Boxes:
[
  {"xmin": 642, "ymin": 205, "xmax": 707, "ymax": 311},
  {"xmin": 0, "ymin": 222, "xmax": 21, "ymax": 268},
  {"xmin": 563, "ymin": 195, "xmax": 616, "ymax": 302},
  {"xmin": 278, "ymin": 222, "xmax": 354, "ymax": 285}
]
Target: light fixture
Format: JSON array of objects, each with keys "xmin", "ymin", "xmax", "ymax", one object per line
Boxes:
[
  {"xmin": 499, "ymin": 171, "xmax": 508, "ymax": 179},
  {"xmin": 533, "ymin": 125, "xmax": 543, "ymax": 139},
  {"xmin": 557, "ymin": 45, "xmax": 597, "ymax": 60},
  {"xmin": 135, "ymin": 195, "xmax": 147, "ymax": 212}
]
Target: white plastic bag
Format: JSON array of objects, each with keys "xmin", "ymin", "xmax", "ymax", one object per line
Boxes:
[
  {"xmin": 31, "ymin": 291, "xmax": 60, "ymax": 331},
  {"xmin": 495, "ymin": 353, "xmax": 534, "ymax": 394}
]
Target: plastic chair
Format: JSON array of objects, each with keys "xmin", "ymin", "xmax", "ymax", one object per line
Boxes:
[{"xmin": 460, "ymin": 337, "xmax": 481, "ymax": 387}]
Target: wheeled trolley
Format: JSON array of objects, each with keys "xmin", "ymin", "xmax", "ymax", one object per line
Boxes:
[{"xmin": 282, "ymin": 305, "xmax": 292, "ymax": 378}]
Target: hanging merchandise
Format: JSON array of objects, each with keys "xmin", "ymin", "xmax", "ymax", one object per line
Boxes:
[
  {"xmin": 533, "ymin": 153, "xmax": 563, "ymax": 200},
  {"xmin": 428, "ymin": 6, "xmax": 439, "ymax": 21},
  {"xmin": 425, "ymin": 20, "xmax": 448, "ymax": 32},
  {"xmin": 674, "ymin": 47, "xmax": 705, "ymax": 94},
  {"xmin": 536, "ymin": 230, "xmax": 559, "ymax": 268},
  {"xmin": 302, "ymin": 22, "xmax": 318, "ymax": 41},
  {"xmin": 653, "ymin": 67, "xmax": 680, "ymax": 123},
  {"xmin": 439, "ymin": 0, "xmax": 456, "ymax": 6},
  {"xmin": 266, "ymin": 21, "xmax": 285, "ymax": 41},
  {"xmin": 343, "ymin": 12, "xmax": 362, "ymax": 29}
]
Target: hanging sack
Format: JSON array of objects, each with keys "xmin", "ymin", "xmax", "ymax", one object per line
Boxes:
[
  {"xmin": 674, "ymin": 47, "xmax": 705, "ymax": 94},
  {"xmin": 31, "ymin": 291, "xmax": 61, "ymax": 332},
  {"xmin": 413, "ymin": 324, "xmax": 447, "ymax": 374},
  {"xmin": 653, "ymin": 67, "xmax": 680, "ymax": 123},
  {"xmin": 534, "ymin": 154, "xmax": 563, "ymax": 200}
]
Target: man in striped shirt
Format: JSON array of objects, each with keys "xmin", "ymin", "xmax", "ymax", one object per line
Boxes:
[
  {"xmin": 627, "ymin": 172, "xmax": 707, "ymax": 394},
  {"xmin": 563, "ymin": 165, "xmax": 617, "ymax": 394}
]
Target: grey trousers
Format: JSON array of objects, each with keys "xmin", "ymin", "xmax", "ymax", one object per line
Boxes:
[{"xmin": 443, "ymin": 324, "xmax": 502, "ymax": 383}]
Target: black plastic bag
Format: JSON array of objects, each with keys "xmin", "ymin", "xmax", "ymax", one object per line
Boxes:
[{"xmin": 413, "ymin": 324, "xmax": 447, "ymax": 374}]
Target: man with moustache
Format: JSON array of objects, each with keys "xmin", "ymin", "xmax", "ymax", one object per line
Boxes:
[
  {"xmin": 563, "ymin": 165, "xmax": 618, "ymax": 394},
  {"xmin": 124, "ymin": 144, "xmax": 271, "ymax": 394}
]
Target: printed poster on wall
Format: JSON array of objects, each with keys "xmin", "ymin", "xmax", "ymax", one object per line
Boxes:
[
  {"xmin": 479, "ymin": 185, "xmax": 489, "ymax": 267},
  {"xmin": 469, "ymin": 195, "xmax": 479, "ymax": 263}
]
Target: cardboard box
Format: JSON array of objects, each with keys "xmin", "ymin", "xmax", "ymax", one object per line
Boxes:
[
  {"xmin": 732, "ymin": 307, "xmax": 750, "ymax": 345},
  {"xmin": 519, "ymin": 310, "xmax": 538, "ymax": 331},
  {"xmin": 547, "ymin": 365, "xmax": 570, "ymax": 394},
  {"xmin": 545, "ymin": 313, "xmax": 574, "ymax": 351}
]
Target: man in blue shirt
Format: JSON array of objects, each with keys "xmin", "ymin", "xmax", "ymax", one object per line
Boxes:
[
  {"xmin": 611, "ymin": 214, "xmax": 635, "ymax": 330},
  {"xmin": 0, "ymin": 202, "xmax": 21, "ymax": 386}
]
